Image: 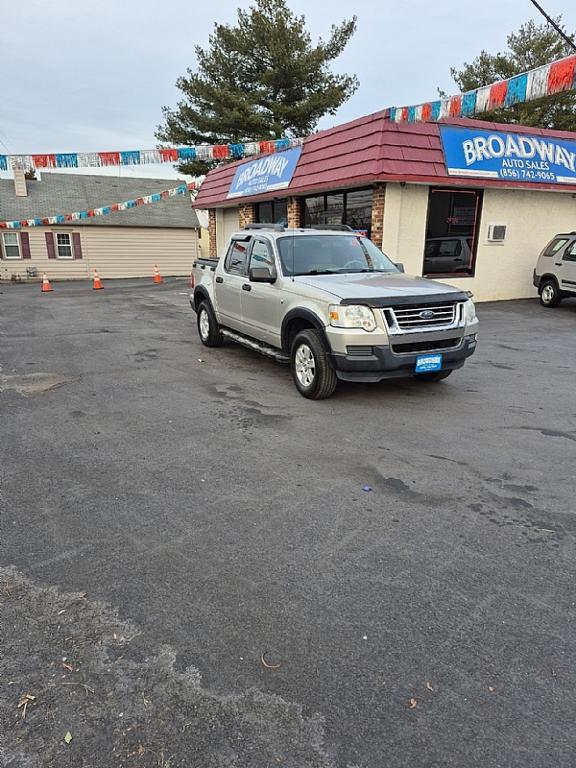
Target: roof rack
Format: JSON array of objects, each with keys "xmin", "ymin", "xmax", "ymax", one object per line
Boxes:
[
  {"xmin": 242, "ymin": 223, "xmax": 285, "ymax": 232},
  {"xmin": 308, "ymin": 224, "xmax": 354, "ymax": 231}
]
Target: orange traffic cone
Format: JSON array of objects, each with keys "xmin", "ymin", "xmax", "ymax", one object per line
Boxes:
[
  {"xmin": 93, "ymin": 269, "xmax": 104, "ymax": 290},
  {"xmin": 153, "ymin": 264, "xmax": 163, "ymax": 284},
  {"xmin": 41, "ymin": 273, "xmax": 53, "ymax": 293}
]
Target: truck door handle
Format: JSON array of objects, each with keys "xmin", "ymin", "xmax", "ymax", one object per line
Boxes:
[
  {"xmin": 216, "ymin": 276, "xmax": 224, "ymax": 283},
  {"xmin": 242, "ymin": 283, "xmax": 252, "ymax": 292}
]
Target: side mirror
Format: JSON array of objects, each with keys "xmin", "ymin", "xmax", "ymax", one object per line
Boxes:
[
  {"xmin": 250, "ymin": 266, "xmax": 276, "ymax": 283},
  {"xmin": 394, "ymin": 262, "xmax": 405, "ymax": 273}
]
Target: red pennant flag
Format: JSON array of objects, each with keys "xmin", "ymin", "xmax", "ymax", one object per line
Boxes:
[
  {"xmin": 32, "ymin": 154, "xmax": 56, "ymax": 168},
  {"xmin": 159, "ymin": 148, "xmax": 178, "ymax": 162},
  {"xmin": 212, "ymin": 144, "xmax": 230, "ymax": 159},
  {"xmin": 98, "ymin": 152, "xmax": 121, "ymax": 166},
  {"xmin": 547, "ymin": 56, "xmax": 576, "ymax": 95},
  {"xmin": 449, "ymin": 95, "xmax": 462, "ymax": 117},
  {"xmin": 488, "ymin": 81, "xmax": 508, "ymax": 109}
]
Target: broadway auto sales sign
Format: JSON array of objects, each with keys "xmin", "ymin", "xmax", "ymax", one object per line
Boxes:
[
  {"xmin": 227, "ymin": 146, "xmax": 302, "ymax": 198},
  {"xmin": 440, "ymin": 125, "xmax": 576, "ymax": 184}
]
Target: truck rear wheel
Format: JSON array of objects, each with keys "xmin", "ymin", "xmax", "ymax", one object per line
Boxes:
[
  {"xmin": 539, "ymin": 279, "xmax": 561, "ymax": 307},
  {"xmin": 197, "ymin": 301, "xmax": 223, "ymax": 347},
  {"xmin": 291, "ymin": 329, "xmax": 337, "ymax": 400}
]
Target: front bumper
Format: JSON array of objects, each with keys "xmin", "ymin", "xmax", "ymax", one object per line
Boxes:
[
  {"xmin": 533, "ymin": 270, "xmax": 541, "ymax": 288},
  {"xmin": 329, "ymin": 335, "xmax": 478, "ymax": 382}
]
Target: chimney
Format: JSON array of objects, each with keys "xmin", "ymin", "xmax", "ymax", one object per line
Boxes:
[{"xmin": 14, "ymin": 168, "xmax": 27, "ymax": 197}]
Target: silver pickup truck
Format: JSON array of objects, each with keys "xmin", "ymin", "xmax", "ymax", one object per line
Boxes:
[{"xmin": 190, "ymin": 225, "xmax": 478, "ymax": 399}]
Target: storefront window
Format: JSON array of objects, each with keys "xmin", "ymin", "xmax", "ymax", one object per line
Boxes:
[
  {"xmin": 255, "ymin": 199, "xmax": 288, "ymax": 225},
  {"xmin": 423, "ymin": 188, "xmax": 483, "ymax": 277},
  {"xmin": 302, "ymin": 188, "xmax": 373, "ymax": 237}
]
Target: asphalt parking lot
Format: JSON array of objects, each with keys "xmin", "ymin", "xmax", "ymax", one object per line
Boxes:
[{"xmin": 1, "ymin": 278, "xmax": 576, "ymax": 768}]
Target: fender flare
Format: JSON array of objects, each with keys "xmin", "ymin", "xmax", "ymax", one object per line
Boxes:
[
  {"xmin": 281, "ymin": 308, "xmax": 330, "ymax": 353},
  {"xmin": 193, "ymin": 286, "xmax": 211, "ymax": 312},
  {"xmin": 538, "ymin": 273, "xmax": 560, "ymax": 292}
]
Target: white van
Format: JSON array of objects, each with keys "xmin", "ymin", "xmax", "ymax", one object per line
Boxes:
[{"xmin": 533, "ymin": 232, "xmax": 576, "ymax": 307}]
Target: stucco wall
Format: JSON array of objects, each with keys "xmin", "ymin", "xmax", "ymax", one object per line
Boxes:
[
  {"xmin": 0, "ymin": 226, "xmax": 199, "ymax": 281},
  {"xmin": 381, "ymin": 184, "xmax": 429, "ymax": 274},
  {"xmin": 381, "ymin": 182, "xmax": 576, "ymax": 302}
]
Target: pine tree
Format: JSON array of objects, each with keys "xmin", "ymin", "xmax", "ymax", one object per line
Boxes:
[
  {"xmin": 156, "ymin": 0, "xmax": 358, "ymax": 175},
  {"xmin": 447, "ymin": 18, "xmax": 576, "ymax": 130}
]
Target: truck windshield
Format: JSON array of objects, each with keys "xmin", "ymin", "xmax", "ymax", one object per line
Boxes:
[{"xmin": 277, "ymin": 235, "xmax": 399, "ymax": 276}]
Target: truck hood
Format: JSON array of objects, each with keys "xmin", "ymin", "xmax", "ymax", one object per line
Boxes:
[{"xmin": 294, "ymin": 272, "xmax": 466, "ymax": 302}]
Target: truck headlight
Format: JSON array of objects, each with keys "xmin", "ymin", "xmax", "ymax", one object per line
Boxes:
[
  {"xmin": 463, "ymin": 299, "xmax": 477, "ymax": 323},
  {"xmin": 328, "ymin": 304, "xmax": 377, "ymax": 332}
]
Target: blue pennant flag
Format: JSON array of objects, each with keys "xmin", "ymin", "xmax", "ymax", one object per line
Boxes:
[
  {"xmin": 461, "ymin": 91, "xmax": 477, "ymax": 116},
  {"xmin": 229, "ymin": 144, "xmax": 245, "ymax": 158},
  {"xmin": 120, "ymin": 151, "xmax": 141, "ymax": 165},
  {"xmin": 177, "ymin": 147, "xmax": 197, "ymax": 160},
  {"xmin": 56, "ymin": 153, "xmax": 78, "ymax": 168}
]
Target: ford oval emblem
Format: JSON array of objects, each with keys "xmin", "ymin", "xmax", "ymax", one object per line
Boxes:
[{"xmin": 419, "ymin": 309, "xmax": 435, "ymax": 320}]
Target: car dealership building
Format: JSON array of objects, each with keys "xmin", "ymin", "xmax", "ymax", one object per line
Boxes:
[{"xmin": 193, "ymin": 111, "xmax": 576, "ymax": 302}]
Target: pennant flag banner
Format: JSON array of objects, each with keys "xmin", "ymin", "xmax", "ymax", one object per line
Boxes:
[
  {"xmin": 0, "ymin": 182, "xmax": 198, "ymax": 229},
  {"xmin": 0, "ymin": 138, "xmax": 301, "ymax": 172},
  {"xmin": 387, "ymin": 53, "xmax": 576, "ymax": 124},
  {"xmin": 0, "ymin": 54, "xmax": 574, "ymax": 177}
]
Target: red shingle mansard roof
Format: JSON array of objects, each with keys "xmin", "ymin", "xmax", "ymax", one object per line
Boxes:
[{"xmin": 194, "ymin": 112, "xmax": 576, "ymax": 208}]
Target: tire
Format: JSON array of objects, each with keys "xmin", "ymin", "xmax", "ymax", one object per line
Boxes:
[
  {"xmin": 539, "ymin": 279, "xmax": 561, "ymax": 308},
  {"xmin": 197, "ymin": 301, "xmax": 223, "ymax": 347},
  {"xmin": 415, "ymin": 370, "xmax": 453, "ymax": 382},
  {"xmin": 291, "ymin": 329, "xmax": 337, "ymax": 400}
]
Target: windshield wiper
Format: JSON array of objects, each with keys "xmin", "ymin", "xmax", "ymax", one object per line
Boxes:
[{"xmin": 303, "ymin": 269, "xmax": 338, "ymax": 275}]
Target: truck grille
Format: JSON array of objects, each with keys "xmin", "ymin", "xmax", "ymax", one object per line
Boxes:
[
  {"xmin": 391, "ymin": 337, "xmax": 461, "ymax": 354},
  {"xmin": 386, "ymin": 303, "xmax": 458, "ymax": 330}
]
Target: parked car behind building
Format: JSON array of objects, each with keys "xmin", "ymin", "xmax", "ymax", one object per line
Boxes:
[{"xmin": 533, "ymin": 232, "xmax": 576, "ymax": 306}]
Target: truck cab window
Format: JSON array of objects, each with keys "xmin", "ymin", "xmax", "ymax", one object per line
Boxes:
[
  {"xmin": 249, "ymin": 240, "xmax": 275, "ymax": 272},
  {"xmin": 225, "ymin": 240, "xmax": 250, "ymax": 275}
]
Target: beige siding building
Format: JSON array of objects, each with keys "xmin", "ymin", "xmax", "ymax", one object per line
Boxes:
[{"xmin": 0, "ymin": 172, "xmax": 200, "ymax": 282}]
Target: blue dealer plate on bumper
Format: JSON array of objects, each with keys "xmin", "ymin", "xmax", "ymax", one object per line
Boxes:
[{"xmin": 415, "ymin": 354, "xmax": 443, "ymax": 373}]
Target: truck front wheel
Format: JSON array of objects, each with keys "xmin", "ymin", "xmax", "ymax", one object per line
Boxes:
[
  {"xmin": 197, "ymin": 301, "xmax": 223, "ymax": 347},
  {"xmin": 291, "ymin": 329, "xmax": 337, "ymax": 400}
]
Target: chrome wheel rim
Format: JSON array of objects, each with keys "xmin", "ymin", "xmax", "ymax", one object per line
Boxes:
[
  {"xmin": 542, "ymin": 284, "xmax": 555, "ymax": 304},
  {"xmin": 295, "ymin": 344, "xmax": 315, "ymax": 388},
  {"xmin": 199, "ymin": 308, "xmax": 210, "ymax": 340}
]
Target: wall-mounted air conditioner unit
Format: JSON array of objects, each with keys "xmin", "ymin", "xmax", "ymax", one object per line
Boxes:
[{"xmin": 487, "ymin": 224, "xmax": 507, "ymax": 243}]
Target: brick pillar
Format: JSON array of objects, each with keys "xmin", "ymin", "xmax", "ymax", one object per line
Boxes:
[
  {"xmin": 370, "ymin": 184, "xmax": 386, "ymax": 249},
  {"xmin": 238, "ymin": 203, "xmax": 255, "ymax": 228},
  {"xmin": 287, "ymin": 197, "xmax": 301, "ymax": 228},
  {"xmin": 208, "ymin": 209, "xmax": 217, "ymax": 258}
]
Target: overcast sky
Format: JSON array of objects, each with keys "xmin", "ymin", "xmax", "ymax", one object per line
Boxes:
[{"xmin": 2, "ymin": 0, "xmax": 575, "ymax": 180}]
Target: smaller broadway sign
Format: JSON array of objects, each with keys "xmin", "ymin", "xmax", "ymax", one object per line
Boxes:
[
  {"xmin": 440, "ymin": 125, "xmax": 576, "ymax": 185},
  {"xmin": 227, "ymin": 146, "xmax": 302, "ymax": 198}
]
